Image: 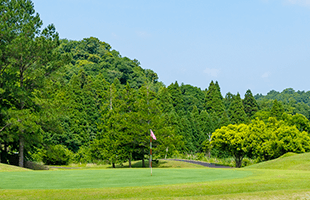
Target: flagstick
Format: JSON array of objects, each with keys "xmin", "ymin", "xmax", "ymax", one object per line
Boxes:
[{"xmin": 150, "ymin": 135, "xmax": 152, "ymax": 176}]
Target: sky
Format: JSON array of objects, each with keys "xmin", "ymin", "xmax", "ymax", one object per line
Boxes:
[{"xmin": 31, "ymin": 0, "xmax": 310, "ymax": 96}]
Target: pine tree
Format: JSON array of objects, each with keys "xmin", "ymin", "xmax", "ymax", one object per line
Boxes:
[
  {"xmin": 158, "ymin": 87, "xmax": 174, "ymax": 113},
  {"xmin": 219, "ymin": 110, "xmax": 231, "ymax": 127},
  {"xmin": 167, "ymin": 81, "xmax": 184, "ymax": 114},
  {"xmin": 270, "ymin": 99, "xmax": 284, "ymax": 120},
  {"xmin": 224, "ymin": 92, "xmax": 235, "ymax": 110},
  {"xmin": 228, "ymin": 93, "xmax": 248, "ymax": 124},
  {"xmin": 205, "ymin": 81, "xmax": 225, "ymax": 118},
  {"xmin": 243, "ymin": 89, "xmax": 259, "ymax": 118},
  {"xmin": 189, "ymin": 106, "xmax": 201, "ymax": 152}
]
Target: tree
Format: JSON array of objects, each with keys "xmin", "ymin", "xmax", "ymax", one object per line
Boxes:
[
  {"xmin": 270, "ymin": 99, "xmax": 284, "ymax": 120},
  {"xmin": 0, "ymin": 0, "xmax": 70, "ymax": 167},
  {"xmin": 205, "ymin": 81, "xmax": 225, "ymax": 118},
  {"xmin": 211, "ymin": 124, "xmax": 251, "ymax": 167},
  {"xmin": 249, "ymin": 118, "xmax": 310, "ymax": 161},
  {"xmin": 243, "ymin": 89, "xmax": 259, "ymax": 118},
  {"xmin": 228, "ymin": 93, "xmax": 248, "ymax": 124},
  {"xmin": 167, "ymin": 81, "xmax": 184, "ymax": 114}
]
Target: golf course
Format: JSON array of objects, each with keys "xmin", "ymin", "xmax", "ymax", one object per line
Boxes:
[{"xmin": 1, "ymin": 153, "xmax": 310, "ymax": 199}]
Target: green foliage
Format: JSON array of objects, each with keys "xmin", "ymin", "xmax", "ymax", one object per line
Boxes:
[
  {"xmin": 255, "ymin": 88, "xmax": 310, "ymax": 120},
  {"xmin": 242, "ymin": 89, "xmax": 259, "ymax": 118},
  {"xmin": 270, "ymin": 99, "xmax": 285, "ymax": 119},
  {"xmin": 167, "ymin": 81, "xmax": 184, "ymax": 114},
  {"xmin": 228, "ymin": 93, "xmax": 248, "ymax": 124},
  {"xmin": 205, "ymin": 81, "xmax": 225, "ymax": 118},
  {"xmin": 0, "ymin": 0, "xmax": 70, "ymax": 167},
  {"xmin": 211, "ymin": 124, "xmax": 252, "ymax": 167},
  {"xmin": 248, "ymin": 117, "xmax": 310, "ymax": 161},
  {"xmin": 42, "ymin": 145, "xmax": 73, "ymax": 165},
  {"xmin": 180, "ymin": 83, "xmax": 205, "ymax": 114}
]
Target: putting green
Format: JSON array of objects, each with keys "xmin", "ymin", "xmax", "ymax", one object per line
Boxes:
[{"xmin": 0, "ymin": 168, "xmax": 252, "ymax": 189}]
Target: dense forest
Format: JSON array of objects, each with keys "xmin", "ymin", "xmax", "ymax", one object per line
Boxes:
[{"xmin": 1, "ymin": 0, "xmax": 310, "ymax": 168}]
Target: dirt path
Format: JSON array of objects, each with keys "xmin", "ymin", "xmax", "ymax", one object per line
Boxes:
[{"xmin": 165, "ymin": 159, "xmax": 233, "ymax": 168}]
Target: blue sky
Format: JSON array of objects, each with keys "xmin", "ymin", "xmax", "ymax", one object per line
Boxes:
[{"xmin": 32, "ymin": 0, "xmax": 310, "ymax": 96}]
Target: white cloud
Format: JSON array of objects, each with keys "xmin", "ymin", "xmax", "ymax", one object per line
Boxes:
[
  {"xmin": 285, "ymin": 0, "xmax": 310, "ymax": 6},
  {"xmin": 136, "ymin": 31, "xmax": 151, "ymax": 38},
  {"xmin": 203, "ymin": 68, "xmax": 220, "ymax": 77},
  {"xmin": 262, "ymin": 72, "xmax": 271, "ymax": 78}
]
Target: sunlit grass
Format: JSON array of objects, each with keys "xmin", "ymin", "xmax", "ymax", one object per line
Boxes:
[
  {"xmin": 245, "ymin": 152, "xmax": 310, "ymax": 170},
  {"xmin": 0, "ymin": 163, "xmax": 30, "ymax": 172},
  {"xmin": 2, "ymin": 153, "xmax": 310, "ymax": 199}
]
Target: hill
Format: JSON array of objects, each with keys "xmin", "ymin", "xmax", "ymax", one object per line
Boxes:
[
  {"xmin": 0, "ymin": 163, "xmax": 31, "ymax": 172},
  {"xmin": 245, "ymin": 152, "xmax": 310, "ymax": 171}
]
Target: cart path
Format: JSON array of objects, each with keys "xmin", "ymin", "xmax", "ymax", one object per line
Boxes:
[{"xmin": 165, "ymin": 159, "xmax": 233, "ymax": 168}]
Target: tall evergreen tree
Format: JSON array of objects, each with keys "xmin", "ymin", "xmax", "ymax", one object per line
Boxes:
[
  {"xmin": 167, "ymin": 81, "xmax": 184, "ymax": 114},
  {"xmin": 228, "ymin": 93, "xmax": 248, "ymax": 124},
  {"xmin": 270, "ymin": 99, "xmax": 285, "ymax": 120},
  {"xmin": 224, "ymin": 92, "xmax": 235, "ymax": 110},
  {"xmin": 158, "ymin": 87, "xmax": 174, "ymax": 113},
  {"xmin": 189, "ymin": 106, "xmax": 201, "ymax": 152},
  {"xmin": 205, "ymin": 81, "xmax": 225, "ymax": 118},
  {"xmin": 0, "ymin": 0, "xmax": 70, "ymax": 167},
  {"xmin": 243, "ymin": 89, "xmax": 259, "ymax": 118}
]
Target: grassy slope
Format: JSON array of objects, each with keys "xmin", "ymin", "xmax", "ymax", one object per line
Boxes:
[
  {"xmin": 0, "ymin": 163, "xmax": 30, "ymax": 172},
  {"xmin": 245, "ymin": 152, "xmax": 310, "ymax": 170}
]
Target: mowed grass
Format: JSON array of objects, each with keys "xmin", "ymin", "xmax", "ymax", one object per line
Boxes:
[
  {"xmin": 0, "ymin": 163, "xmax": 30, "ymax": 172},
  {"xmin": 2, "ymin": 154, "xmax": 310, "ymax": 199},
  {"xmin": 0, "ymin": 168, "xmax": 251, "ymax": 189},
  {"xmin": 245, "ymin": 152, "xmax": 310, "ymax": 170},
  {"xmin": 1, "ymin": 168, "xmax": 310, "ymax": 199}
]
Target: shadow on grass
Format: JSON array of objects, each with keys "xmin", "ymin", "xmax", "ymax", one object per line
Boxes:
[{"xmin": 106, "ymin": 160, "xmax": 171, "ymax": 169}]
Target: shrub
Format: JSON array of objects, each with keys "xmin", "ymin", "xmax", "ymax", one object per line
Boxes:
[{"xmin": 42, "ymin": 145, "xmax": 73, "ymax": 165}]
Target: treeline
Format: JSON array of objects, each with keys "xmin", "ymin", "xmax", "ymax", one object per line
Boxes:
[
  {"xmin": 1, "ymin": 0, "xmax": 310, "ymax": 168},
  {"xmin": 255, "ymin": 88, "xmax": 310, "ymax": 119}
]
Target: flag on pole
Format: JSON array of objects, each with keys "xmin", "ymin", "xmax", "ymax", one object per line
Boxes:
[{"xmin": 150, "ymin": 129, "xmax": 156, "ymax": 140}]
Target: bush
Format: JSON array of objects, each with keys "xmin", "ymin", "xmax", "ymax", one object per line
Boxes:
[
  {"xmin": 25, "ymin": 161, "xmax": 49, "ymax": 170},
  {"xmin": 42, "ymin": 145, "xmax": 73, "ymax": 165},
  {"xmin": 72, "ymin": 146, "xmax": 92, "ymax": 164}
]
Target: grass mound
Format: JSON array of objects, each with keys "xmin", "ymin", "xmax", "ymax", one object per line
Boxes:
[
  {"xmin": 0, "ymin": 163, "xmax": 30, "ymax": 172},
  {"xmin": 245, "ymin": 152, "xmax": 310, "ymax": 170}
]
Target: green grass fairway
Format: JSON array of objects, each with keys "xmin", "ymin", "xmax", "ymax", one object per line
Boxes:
[
  {"xmin": 2, "ymin": 155, "xmax": 310, "ymax": 199},
  {"xmin": 1, "ymin": 169, "xmax": 310, "ymax": 199},
  {"xmin": 0, "ymin": 168, "xmax": 251, "ymax": 189},
  {"xmin": 245, "ymin": 152, "xmax": 310, "ymax": 170}
]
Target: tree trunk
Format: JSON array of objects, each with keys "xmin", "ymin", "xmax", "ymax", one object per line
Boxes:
[
  {"xmin": 1, "ymin": 143, "xmax": 8, "ymax": 164},
  {"xmin": 129, "ymin": 157, "xmax": 131, "ymax": 168},
  {"xmin": 0, "ymin": 142, "xmax": 2, "ymax": 163},
  {"xmin": 235, "ymin": 156, "xmax": 243, "ymax": 168},
  {"xmin": 19, "ymin": 135, "xmax": 24, "ymax": 167},
  {"xmin": 165, "ymin": 147, "xmax": 168, "ymax": 159},
  {"xmin": 112, "ymin": 162, "xmax": 115, "ymax": 168}
]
